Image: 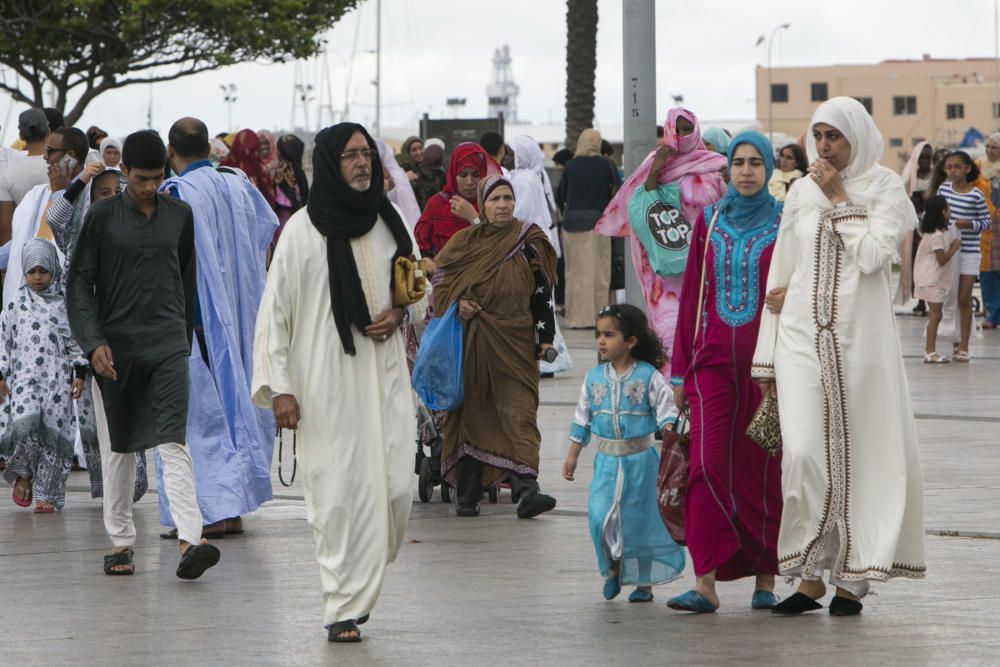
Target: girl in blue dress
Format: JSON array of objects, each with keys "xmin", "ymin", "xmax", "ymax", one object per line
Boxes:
[{"xmin": 563, "ymin": 303, "xmax": 685, "ymax": 601}]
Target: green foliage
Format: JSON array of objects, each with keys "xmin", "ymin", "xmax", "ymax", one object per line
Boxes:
[{"xmin": 0, "ymin": 0, "xmax": 360, "ymax": 123}]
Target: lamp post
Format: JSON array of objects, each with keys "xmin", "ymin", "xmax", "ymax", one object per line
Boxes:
[
  {"xmin": 220, "ymin": 84, "xmax": 237, "ymax": 130},
  {"xmin": 766, "ymin": 23, "xmax": 790, "ymax": 144}
]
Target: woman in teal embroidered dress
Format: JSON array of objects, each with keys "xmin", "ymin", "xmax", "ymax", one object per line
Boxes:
[{"xmin": 666, "ymin": 132, "xmax": 784, "ymax": 612}]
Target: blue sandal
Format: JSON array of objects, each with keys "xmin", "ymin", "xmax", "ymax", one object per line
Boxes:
[
  {"xmin": 602, "ymin": 573, "xmax": 621, "ymax": 600},
  {"xmin": 628, "ymin": 589, "xmax": 654, "ymax": 603},
  {"xmin": 666, "ymin": 590, "xmax": 717, "ymax": 613},
  {"xmin": 751, "ymin": 590, "xmax": 780, "ymax": 610}
]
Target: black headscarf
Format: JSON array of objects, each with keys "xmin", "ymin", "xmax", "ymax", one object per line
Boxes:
[{"xmin": 309, "ymin": 122, "xmax": 413, "ymax": 355}]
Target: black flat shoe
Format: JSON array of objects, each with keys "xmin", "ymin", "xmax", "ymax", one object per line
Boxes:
[
  {"xmin": 327, "ymin": 620, "xmax": 362, "ymax": 643},
  {"xmin": 516, "ymin": 491, "xmax": 556, "ymax": 519},
  {"xmin": 175, "ymin": 543, "xmax": 221, "ymax": 580},
  {"xmin": 456, "ymin": 503, "xmax": 480, "ymax": 517},
  {"xmin": 771, "ymin": 592, "xmax": 823, "ymax": 615},
  {"xmin": 829, "ymin": 595, "xmax": 863, "ymax": 616}
]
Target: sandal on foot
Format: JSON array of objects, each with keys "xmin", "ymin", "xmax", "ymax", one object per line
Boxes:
[
  {"xmin": 11, "ymin": 486, "xmax": 31, "ymax": 508},
  {"xmin": 176, "ymin": 543, "xmax": 221, "ymax": 580},
  {"xmin": 829, "ymin": 595, "xmax": 863, "ymax": 616},
  {"xmin": 953, "ymin": 351, "xmax": 971, "ymax": 362},
  {"xmin": 103, "ymin": 549, "xmax": 135, "ymax": 575},
  {"xmin": 751, "ymin": 590, "xmax": 780, "ymax": 609},
  {"xmin": 771, "ymin": 592, "xmax": 823, "ymax": 615},
  {"xmin": 33, "ymin": 502, "xmax": 55, "ymax": 514},
  {"xmin": 327, "ymin": 620, "xmax": 362, "ymax": 643},
  {"xmin": 602, "ymin": 573, "xmax": 621, "ymax": 600},
  {"xmin": 628, "ymin": 589, "xmax": 654, "ymax": 603},
  {"xmin": 666, "ymin": 590, "xmax": 717, "ymax": 613},
  {"xmin": 923, "ymin": 353, "xmax": 950, "ymax": 364}
]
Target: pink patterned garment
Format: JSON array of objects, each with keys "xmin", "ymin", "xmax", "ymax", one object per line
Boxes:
[{"xmin": 595, "ymin": 108, "xmax": 726, "ymax": 362}]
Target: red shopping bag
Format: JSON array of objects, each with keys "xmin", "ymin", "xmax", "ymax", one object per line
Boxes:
[{"xmin": 657, "ymin": 411, "xmax": 689, "ymax": 546}]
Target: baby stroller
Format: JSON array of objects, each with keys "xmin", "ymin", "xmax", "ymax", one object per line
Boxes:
[{"xmin": 414, "ymin": 401, "xmax": 452, "ymax": 503}]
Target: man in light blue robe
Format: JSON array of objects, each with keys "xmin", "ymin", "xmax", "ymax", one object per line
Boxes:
[{"xmin": 157, "ymin": 117, "xmax": 277, "ymax": 536}]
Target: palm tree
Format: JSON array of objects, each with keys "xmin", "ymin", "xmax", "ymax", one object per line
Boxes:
[{"xmin": 564, "ymin": 0, "xmax": 599, "ymax": 151}]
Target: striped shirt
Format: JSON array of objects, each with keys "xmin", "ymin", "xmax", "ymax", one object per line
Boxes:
[{"xmin": 937, "ymin": 181, "xmax": 991, "ymax": 254}]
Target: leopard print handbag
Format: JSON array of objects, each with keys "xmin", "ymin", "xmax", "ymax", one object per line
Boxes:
[{"xmin": 746, "ymin": 394, "xmax": 782, "ymax": 456}]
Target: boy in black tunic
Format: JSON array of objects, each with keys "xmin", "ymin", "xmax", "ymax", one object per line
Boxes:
[{"xmin": 67, "ymin": 130, "xmax": 220, "ymax": 579}]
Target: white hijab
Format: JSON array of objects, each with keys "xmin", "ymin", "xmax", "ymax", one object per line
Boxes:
[
  {"xmin": 789, "ymin": 97, "xmax": 917, "ymax": 260},
  {"xmin": 375, "ymin": 138, "xmax": 421, "ymax": 230},
  {"xmin": 508, "ymin": 135, "xmax": 560, "ymax": 253}
]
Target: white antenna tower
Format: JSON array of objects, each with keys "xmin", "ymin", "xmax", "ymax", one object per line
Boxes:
[{"xmin": 487, "ymin": 45, "xmax": 519, "ymax": 122}]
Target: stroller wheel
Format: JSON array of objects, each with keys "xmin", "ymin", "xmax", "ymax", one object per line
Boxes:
[
  {"xmin": 488, "ymin": 484, "xmax": 499, "ymax": 504},
  {"xmin": 418, "ymin": 457, "xmax": 433, "ymax": 503},
  {"xmin": 440, "ymin": 482, "xmax": 452, "ymax": 503}
]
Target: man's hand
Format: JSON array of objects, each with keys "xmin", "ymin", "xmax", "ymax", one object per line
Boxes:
[
  {"xmin": 91, "ymin": 345, "xmax": 117, "ymax": 381},
  {"xmin": 273, "ymin": 394, "xmax": 301, "ymax": 430},
  {"xmin": 80, "ymin": 161, "xmax": 103, "ymax": 184},
  {"xmin": 537, "ymin": 343, "xmax": 555, "ymax": 361},
  {"xmin": 47, "ymin": 161, "xmax": 72, "ymax": 192},
  {"xmin": 71, "ymin": 378, "xmax": 84, "ymax": 400},
  {"xmin": 0, "ymin": 379, "xmax": 10, "ymax": 403},
  {"xmin": 672, "ymin": 384, "xmax": 687, "ymax": 411},
  {"xmin": 365, "ymin": 307, "xmax": 404, "ymax": 342},
  {"xmin": 765, "ymin": 287, "xmax": 787, "ymax": 315}
]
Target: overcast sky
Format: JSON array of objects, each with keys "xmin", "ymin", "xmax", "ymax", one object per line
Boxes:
[{"xmin": 1, "ymin": 0, "xmax": 999, "ymax": 141}]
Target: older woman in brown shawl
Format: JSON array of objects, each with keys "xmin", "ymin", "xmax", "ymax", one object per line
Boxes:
[{"xmin": 432, "ymin": 175, "xmax": 559, "ymax": 518}]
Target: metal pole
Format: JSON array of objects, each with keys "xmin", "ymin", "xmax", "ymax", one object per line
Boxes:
[
  {"xmin": 622, "ymin": 0, "xmax": 656, "ymax": 309},
  {"xmin": 374, "ymin": 0, "xmax": 381, "ymax": 136},
  {"xmin": 767, "ymin": 23, "xmax": 790, "ymax": 144}
]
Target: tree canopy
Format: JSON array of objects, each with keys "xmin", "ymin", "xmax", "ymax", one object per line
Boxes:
[{"xmin": 0, "ymin": 0, "xmax": 360, "ymax": 125}]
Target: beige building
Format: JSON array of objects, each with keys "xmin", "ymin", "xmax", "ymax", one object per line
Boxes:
[{"xmin": 756, "ymin": 56, "xmax": 1000, "ymax": 169}]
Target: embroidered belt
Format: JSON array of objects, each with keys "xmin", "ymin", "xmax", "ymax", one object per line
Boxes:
[{"xmin": 594, "ymin": 435, "xmax": 654, "ymax": 457}]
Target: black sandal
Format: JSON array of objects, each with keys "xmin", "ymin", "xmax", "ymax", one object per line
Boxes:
[
  {"xmin": 103, "ymin": 549, "xmax": 135, "ymax": 575},
  {"xmin": 829, "ymin": 595, "xmax": 863, "ymax": 616},
  {"xmin": 327, "ymin": 620, "xmax": 362, "ymax": 643},
  {"xmin": 176, "ymin": 543, "xmax": 221, "ymax": 580}
]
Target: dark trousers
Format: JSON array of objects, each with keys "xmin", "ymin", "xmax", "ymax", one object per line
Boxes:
[{"xmin": 456, "ymin": 456, "xmax": 539, "ymax": 506}]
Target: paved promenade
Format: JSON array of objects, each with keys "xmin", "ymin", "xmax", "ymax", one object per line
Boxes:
[{"xmin": 2, "ymin": 310, "xmax": 1000, "ymax": 666}]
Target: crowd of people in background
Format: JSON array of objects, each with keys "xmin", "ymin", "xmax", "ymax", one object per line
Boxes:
[{"xmin": 0, "ymin": 92, "xmax": 963, "ymax": 641}]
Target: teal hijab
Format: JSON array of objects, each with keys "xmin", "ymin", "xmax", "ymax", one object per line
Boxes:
[
  {"xmin": 717, "ymin": 131, "xmax": 780, "ymax": 228},
  {"xmin": 702, "ymin": 127, "xmax": 731, "ymax": 155}
]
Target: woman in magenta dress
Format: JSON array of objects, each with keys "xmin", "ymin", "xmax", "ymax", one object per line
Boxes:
[
  {"xmin": 665, "ymin": 131, "xmax": 784, "ymax": 613},
  {"xmin": 595, "ymin": 108, "xmax": 726, "ymax": 364}
]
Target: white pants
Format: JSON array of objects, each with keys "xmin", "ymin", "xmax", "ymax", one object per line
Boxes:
[{"xmin": 93, "ymin": 383, "xmax": 202, "ymax": 547}]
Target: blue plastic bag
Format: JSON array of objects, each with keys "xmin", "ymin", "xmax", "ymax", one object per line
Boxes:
[{"xmin": 412, "ymin": 302, "xmax": 464, "ymax": 410}]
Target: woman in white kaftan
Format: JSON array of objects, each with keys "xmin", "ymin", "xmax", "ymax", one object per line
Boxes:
[
  {"xmin": 752, "ymin": 98, "xmax": 926, "ymax": 611},
  {"xmin": 252, "ymin": 123, "xmax": 423, "ymax": 638}
]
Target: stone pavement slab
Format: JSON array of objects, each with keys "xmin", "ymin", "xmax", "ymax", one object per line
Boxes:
[{"xmin": 2, "ymin": 313, "xmax": 1000, "ymax": 666}]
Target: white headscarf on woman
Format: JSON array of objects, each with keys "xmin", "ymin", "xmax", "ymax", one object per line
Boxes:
[
  {"xmin": 792, "ymin": 96, "xmax": 917, "ymax": 263},
  {"xmin": 99, "ymin": 137, "xmax": 122, "ymax": 168},
  {"xmin": 900, "ymin": 141, "xmax": 932, "ymax": 197},
  {"xmin": 508, "ymin": 135, "xmax": 560, "ymax": 255},
  {"xmin": 375, "ymin": 138, "xmax": 421, "ymax": 230}
]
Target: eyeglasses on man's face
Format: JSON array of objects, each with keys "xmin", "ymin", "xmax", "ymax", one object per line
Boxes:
[
  {"xmin": 44, "ymin": 145, "xmax": 68, "ymax": 155},
  {"xmin": 339, "ymin": 148, "xmax": 375, "ymax": 163}
]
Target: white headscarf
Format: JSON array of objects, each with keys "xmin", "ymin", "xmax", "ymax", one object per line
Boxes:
[
  {"xmin": 375, "ymin": 138, "xmax": 421, "ymax": 230},
  {"xmin": 900, "ymin": 140, "xmax": 932, "ymax": 196},
  {"xmin": 99, "ymin": 137, "xmax": 122, "ymax": 167},
  {"xmin": 980, "ymin": 133, "xmax": 1000, "ymax": 182},
  {"xmin": 789, "ymin": 97, "xmax": 917, "ymax": 260},
  {"xmin": 507, "ymin": 135, "xmax": 560, "ymax": 254}
]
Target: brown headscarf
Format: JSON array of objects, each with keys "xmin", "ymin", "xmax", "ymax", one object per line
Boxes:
[
  {"xmin": 433, "ymin": 176, "xmax": 556, "ymax": 486},
  {"xmin": 574, "ymin": 128, "xmax": 602, "ymax": 157}
]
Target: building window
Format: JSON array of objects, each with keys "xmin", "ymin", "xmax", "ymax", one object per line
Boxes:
[
  {"xmin": 854, "ymin": 97, "xmax": 873, "ymax": 114},
  {"xmin": 811, "ymin": 82, "xmax": 829, "ymax": 102},
  {"xmin": 889, "ymin": 138, "xmax": 903, "ymax": 148},
  {"xmin": 912, "ymin": 137, "xmax": 926, "ymax": 146},
  {"xmin": 946, "ymin": 103, "xmax": 965, "ymax": 120},
  {"xmin": 893, "ymin": 96, "xmax": 917, "ymax": 115},
  {"xmin": 771, "ymin": 84, "xmax": 788, "ymax": 103},
  {"xmin": 994, "ymin": 102, "xmax": 1000, "ymax": 119}
]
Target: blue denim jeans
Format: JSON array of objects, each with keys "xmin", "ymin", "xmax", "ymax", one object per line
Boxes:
[{"xmin": 980, "ymin": 271, "xmax": 1000, "ymax": 325}]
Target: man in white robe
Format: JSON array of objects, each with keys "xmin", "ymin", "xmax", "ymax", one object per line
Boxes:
[{"xmin": 252, "ymin": 122, "xmax": 422, "ymax": 643}]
